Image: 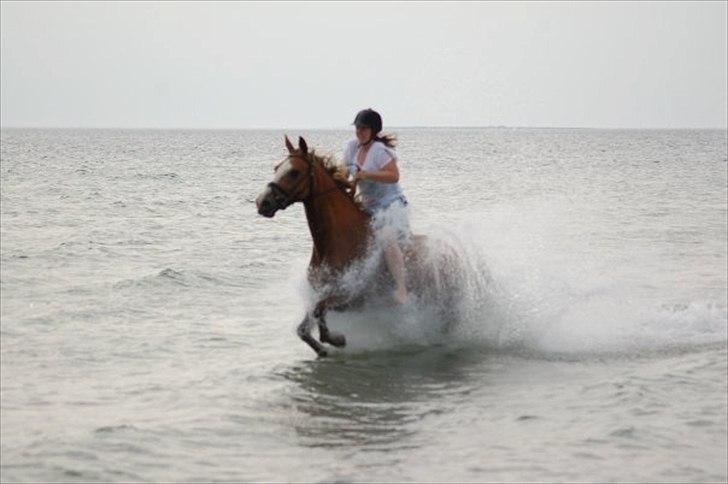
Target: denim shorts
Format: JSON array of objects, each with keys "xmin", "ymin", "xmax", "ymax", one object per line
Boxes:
[{"xmin": 369, "ymin": 196, "xmax": 411, "ymax": 244}]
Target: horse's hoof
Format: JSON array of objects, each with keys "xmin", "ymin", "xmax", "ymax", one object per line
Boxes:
[
  {"xmin": 316, "ymin": 348, "xmax": 329, "ymax": 357},
  {"xmin": 326, "ymin": 332, "xmax": 347, "ymax": 348}
]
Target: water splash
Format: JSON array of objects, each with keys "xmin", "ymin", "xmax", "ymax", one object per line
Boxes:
[{"xmin": 293, "ymin": 204, "xmax": 727, "ymax": 356}]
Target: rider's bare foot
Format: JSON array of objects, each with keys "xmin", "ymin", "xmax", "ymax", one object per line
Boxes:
[{"xmin": 393, "ymin": 286, "xmax": 409, "ymax": 305}]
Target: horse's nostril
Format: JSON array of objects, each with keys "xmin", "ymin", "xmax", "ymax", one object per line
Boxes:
[{"xmin": 258, "ymin": 198, "xmax": 275, "ymax": 217}]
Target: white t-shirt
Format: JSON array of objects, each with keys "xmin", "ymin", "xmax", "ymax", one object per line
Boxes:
[{"xmin": 342, "ymin": 139, "xmax": 405, "ymax": 212}]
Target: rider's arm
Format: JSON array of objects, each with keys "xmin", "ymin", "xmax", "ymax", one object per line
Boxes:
[
  {"xmin": 343, "ymin": 141, "xmax": 359, "ymax": 177},
  {"xmin": 355, "ymin": 159, "xmax": 399, "ymax": 184}
]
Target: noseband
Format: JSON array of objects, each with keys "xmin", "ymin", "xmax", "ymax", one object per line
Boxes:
[{"xmin": 267, "ymin": 154, "xmax": 339, "ymax": 210}]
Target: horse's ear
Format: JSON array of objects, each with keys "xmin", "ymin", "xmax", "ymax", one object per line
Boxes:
[
  {"xmin": 298, "ymin": 137, "xmax": 308, "ymax": 155},
  {"xmin": 284, "ymin": 135, "xmax": 295, "ymax": 154}
]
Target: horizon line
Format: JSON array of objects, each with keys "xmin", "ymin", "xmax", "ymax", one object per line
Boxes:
[{"xmin": 1, "ymin": 125, "xmax": 727, "ymax": 131}]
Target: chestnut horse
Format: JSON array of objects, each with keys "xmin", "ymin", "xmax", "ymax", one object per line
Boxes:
[{"xmin": 256, "ymin": 136, "xmax": 459, "ymax": 356}]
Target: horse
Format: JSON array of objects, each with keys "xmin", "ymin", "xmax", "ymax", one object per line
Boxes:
[{"xmin": 255, "ymin": 136, "xmax": 463, "ymax": 356}]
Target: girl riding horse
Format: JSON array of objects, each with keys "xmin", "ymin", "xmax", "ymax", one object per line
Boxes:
[
  {"xmin": 255, "ymin": 132, "xmax": 463, "ymax": 356},
  {"xmin": 344, "ymin": 109, "xmax": 411, "ymax": 305}
]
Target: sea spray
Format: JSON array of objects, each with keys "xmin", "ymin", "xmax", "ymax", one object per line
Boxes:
[
  {"xmin": 291, "ymin": 217, "xmax": 509, "ymax": 352},
  {"xmin": 432, "ymin": 204, "xmax": 728, "ymax": 356},
  {"xmin": 289, "ymin": 203, "xmax": 727, "ymax": 356}
]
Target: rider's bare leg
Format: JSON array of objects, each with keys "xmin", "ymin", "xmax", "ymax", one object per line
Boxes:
[{"xmin": 384, "ymin": 240, "xmax": 409, "ymax": 304}]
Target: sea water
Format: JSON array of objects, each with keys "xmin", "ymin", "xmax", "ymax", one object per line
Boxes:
[{"xmin": 1, "ymin": 128, "xmax": 726, "ymax": 482}]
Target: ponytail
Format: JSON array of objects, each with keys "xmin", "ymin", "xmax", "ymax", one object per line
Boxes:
[{"xmin": 374, "ymin": 133, "xmax": 397, "ymax": 148}]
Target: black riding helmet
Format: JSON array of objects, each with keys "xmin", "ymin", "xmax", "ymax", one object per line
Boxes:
[{"xmin": 353, "ymin": 109, "xmax": 383, "ymax": 135}]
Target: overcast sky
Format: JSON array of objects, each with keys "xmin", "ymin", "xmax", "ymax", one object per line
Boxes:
[{"xmin": 1, "ymin": 1, "xmax": 726, "ymax": 129}]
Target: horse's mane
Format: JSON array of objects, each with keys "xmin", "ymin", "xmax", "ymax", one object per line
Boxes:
[
  {"xmin": 309, "ymin": 149, "xmax": 348, "ymax": 182},
  {"xmin": 298, "ymin": 149, "xmax": 363, "ymax": 209}
]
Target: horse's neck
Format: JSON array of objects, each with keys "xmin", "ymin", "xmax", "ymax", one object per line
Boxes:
[{"xmin": 303, "ymin": 166, "xmax": 370, "ymax": 270}]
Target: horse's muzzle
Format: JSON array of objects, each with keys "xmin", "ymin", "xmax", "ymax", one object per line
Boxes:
[
  {"xmin": 256, "ymin": 192, "xmax": 278, "ymax": 218},
  {"xmin": 257, "ymin": 197, "xmax": 277, "ymax": 218}
]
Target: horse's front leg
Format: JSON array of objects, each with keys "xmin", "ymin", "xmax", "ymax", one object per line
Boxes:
[
  {"xmin": 314, "ymin": 296, "xmax": 347, "ymax": 348},
  {"xmin": 297, "ymin": 313, "xmax": 328, "ymax": 357}
]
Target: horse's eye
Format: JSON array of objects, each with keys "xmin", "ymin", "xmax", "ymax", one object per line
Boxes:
[{"xmin": 289, "ymin": 169, "xmax": 300, "ymax": 179}]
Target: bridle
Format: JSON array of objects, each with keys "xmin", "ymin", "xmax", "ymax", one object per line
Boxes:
[{"xmin": 266, "ymin": 153, "xmax": 339, "ymax": 211}]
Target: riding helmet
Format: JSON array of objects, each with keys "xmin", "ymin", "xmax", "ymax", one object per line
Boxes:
[{"xmin": 353, "ymin": 109, "xmax": 383, "ymax": 135}]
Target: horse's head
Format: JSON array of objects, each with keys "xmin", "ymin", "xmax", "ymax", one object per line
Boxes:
[{"xmin": 256, "ymin": 136, "xmax": 317, "ymax": 217}]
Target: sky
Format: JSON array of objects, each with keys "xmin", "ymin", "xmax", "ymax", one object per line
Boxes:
[{"xmin": 1, "ymin": 1, "xmax": 726, "ymax": 129}]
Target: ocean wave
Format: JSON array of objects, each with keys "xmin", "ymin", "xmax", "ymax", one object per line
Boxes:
[
  {"xmin": 112, "ymin": 268, "xmax": 249, "ymax": 290},
  {"xmin": 133, "ymin": 172, "xmax": 180, "ymax": 180}
]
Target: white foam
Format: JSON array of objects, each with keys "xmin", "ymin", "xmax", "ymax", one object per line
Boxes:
[{"xmin": 284, "ymin": 202, "xmax": 727, "ymax": 356}]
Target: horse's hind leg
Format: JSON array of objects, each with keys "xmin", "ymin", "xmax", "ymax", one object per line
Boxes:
[
  {"xmin": 314, "ymin": 298, "xmax": 347, "ymax": 348},
  {"xmin": 297, "ymin": 314, "xmax": 328, "ymax": 357}
]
